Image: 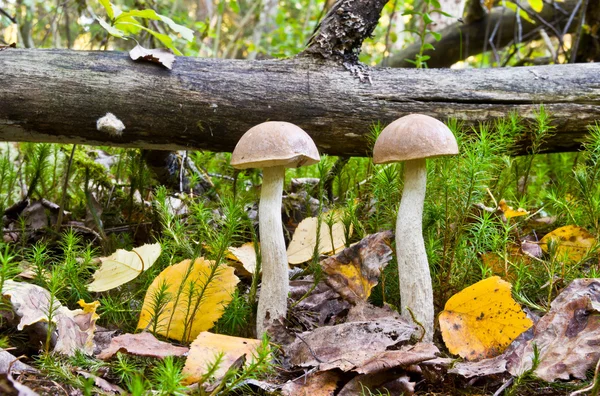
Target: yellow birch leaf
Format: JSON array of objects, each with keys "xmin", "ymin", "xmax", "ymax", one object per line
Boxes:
[
  {"xmin": 528, "ymin": 0, "xmax": 543, "ymax": 12},
  {"xmin": 287, "ymin": 211, "xmax": 349, "ymax": 265},
  {"xmin": 540, "ymin": 225, "xmax": 596, "ymax": 262},
  {"xmin": 498, "ymin": 199, "xmax": 529, "ymax": 219},
  {"xmin": 137, "ymin": 258, "xmax": 239, "ymax": 343},
  {"xmin": 439, "ymin": 276, "xmax": 532, "ymax": 361},
  {"xmin": 87, "ymin": 243, "xmax": 161, "ymax": 292},
  {"xmin": 226, "ymin": 242, "xmax": 257, "ymax": 276},
  {"xmin": 182, "ymin": 332, "xmax": 261, "ymax": 384}
]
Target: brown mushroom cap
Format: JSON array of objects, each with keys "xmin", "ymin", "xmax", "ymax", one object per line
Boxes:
[
  {"xmin": 372, "ymin": 114, "xmax": 458, "ymax": 164},
  {"xmin": 231, "ymin": 121, "xmax": 320, "ymax": 169}
]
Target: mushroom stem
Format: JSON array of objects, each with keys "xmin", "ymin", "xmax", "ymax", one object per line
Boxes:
[
  {"xmin": 256, "ymin": 165, "xmax": 287, "ymax": 335},
  {"xmin": 396, "ymin": 158, "xmax": 434, "ymax": 342}
]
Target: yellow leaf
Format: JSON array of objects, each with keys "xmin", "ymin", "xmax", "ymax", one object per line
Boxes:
[
  {"xmin": 439, "ymin": 276, "xmax": 532, "ymax": 360},
  {"xmin": 540, "ymin": 225, "xmax": 596, "ymax": 262},
  {"xmin": 137, "ymin": 258, "xmax": 239, "ymax": 343},
  {"xmin": 87, "ymin": 243, "xmax": 161, "ymax": 292},
  {"xmin": 287, "ymin": 211, "xmax": 349, "ymax": 265},
  {"xmin": 528, "ymin": 0, "xmax": 543, "ymax": 12},
  {"xmin": 182, "ymin": 332, "xmax": 262, "ymax": 384},
  {"xmin": 226, "ymin": 242, "xmax": 257, "ymax": 276},
  {"xmin": 498, "ymin": 199, "xmax": 529, "ymax": 219}
]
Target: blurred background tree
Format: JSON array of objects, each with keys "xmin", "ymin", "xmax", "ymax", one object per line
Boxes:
[{"xmin": 1, "ymin": 0, "xmax": 597, "ymax": 68}]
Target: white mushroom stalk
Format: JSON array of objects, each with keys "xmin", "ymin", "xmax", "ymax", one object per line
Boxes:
[
  {"xmin": 230, "ymin": 121, "xmax": 320, "ymax": 336},
  {"xmin": 372, "ymin": 114, "xmax": 458, "ymax": 343},
  {"xmin": 256, "ymin": 165, "xmax": 287, "ymax": 335},
  {"xmin": 396, "ymin": 158, "xmax": 434, "ymax": 340}
]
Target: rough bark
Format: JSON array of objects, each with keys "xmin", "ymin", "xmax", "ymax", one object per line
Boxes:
[
  {"xmin": 304, "ymin": 0, "xmax": 388, "ymax": 63},
  {"xmin": 1, "ymin": 49, "xmax": 600, "ymax": 156},
  {"xmin": 388, "ymin": 0, "xmax": 580, "ymax": 68}
]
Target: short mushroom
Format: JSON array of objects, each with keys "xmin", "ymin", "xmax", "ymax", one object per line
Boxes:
[
  {"xmin": 372, "ymin": 114, "xmax": 458, "ymax": 342},
  {"xmin": 231, "ymin": 121, "xmax": 320, "ymax": 336}
]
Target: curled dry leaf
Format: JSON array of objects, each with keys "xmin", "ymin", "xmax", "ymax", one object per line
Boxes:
[
  {"xmin": 97, "ymin": 332, "xmax": 188, "ymax": 360},
  {"xmin": 1, "ymin": 281, "xmax": 99, "ymax": 356},
  {"xmin": 129, "ymin": 44, "xmax": 175, "ymax": 69},
  {"xmin": 355, "ymin": 343, "xmax": 439, "ymax": 375},
  {"xmin": 286, "ymin": 319, "xmax": 417, "ymax": 371},
  {"xmin": 87, "ymin": 243, "xmax": 161, "ymax": 292},
  {"xmin": 182, "ymin": 332, "xmax": 262, "ymax": 385},
  {"xmin": 321, "ymin": 231, "xmax": 393, "ymax": 304},
  {"xmin": 287, "ymin": 211, "xmax": 349, "ymax": 265},
  {"xmin": 540, "ymin": 225, "xmax": 596, "ymax": 262},
  {"xmin": 136, "ymin": 258, "xmax": 239, "ymax": 343},
  {"xmin": 439, "ymin": 276, "xmax": 532, "ymax": 361}
]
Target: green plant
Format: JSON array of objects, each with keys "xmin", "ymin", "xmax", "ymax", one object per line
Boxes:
[
  {"xmin": 402, "ymin": 0, "xmax": 450, "ymax": 68},
  {"xmin": 151, "ymin": 356, "xmax": 187, "ymax": 396},
  {"xmin": 96, "ymin": 0, "xmax": 194, "ymax": 54}
]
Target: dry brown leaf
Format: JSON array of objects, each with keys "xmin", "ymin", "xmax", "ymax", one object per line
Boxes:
[
  {"xmin": 286, "ymin": 319, "xmax": 417, "ymax": 371},
  {"xmin": 540, "ymin": 225, "xmax": 596, "ymax": 262},
  {"xmin": 281, "ymin": 371, "xmax": 341, "ymax": 396},
  {"xmin": 355, "ymin": 343, "xmax": 439, "ymax": 374},
  {"xmin": 1, "ymin": 281, "xmax": 98, "ymax": 356},
  {"xmin": 182, "ymin": 332, "xmax": 261, "ymax": 384},
  {"xmin": 287, "ymin": 211, "xmax": 349, "ymax": 265},
  {"xmin": 129, "ymin": 44, "xmax": 175, "ymax": 69},
  {"xmin": 507, "ymin": 278, "xmax": 600, "ymax": 381},
  {"xmin": 97, "ymin": 332, "xmax": 188, "ymax": 360},
  {"xmin": 321, "ymin": 231, "xmax": 393, "ymax": 304},
  {"xmin": 226, "ymin": 242, "xmax": 257, "ymax": 276}
]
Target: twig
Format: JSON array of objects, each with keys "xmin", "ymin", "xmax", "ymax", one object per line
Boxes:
[
  {"xmin": 0, "ymin": 7, "xmax": 17, "ymax": 23},
  {"xmin": 54, "ymin": 144, "xmax": 77, "ymax": 234},
  {"xmin": 406, "ymin": 307, "xmax": 426, "ymax": 342},
  {"xmin": 569, "ymin": 0, "xmax": 589, "ymax": 63}
]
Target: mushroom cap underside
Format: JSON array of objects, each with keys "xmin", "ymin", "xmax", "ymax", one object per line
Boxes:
[
  {"xmin": 372, "ymin": 114, "xmax": 459, "ymax": 164},
  {"xmin": 231, "ymin": 121, "xmax": 320, "ymax": 169}
]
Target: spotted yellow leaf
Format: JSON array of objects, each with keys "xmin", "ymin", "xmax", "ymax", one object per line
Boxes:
[
  {"xmin": 182, "ymin": 332, "xmax": 262, "ymax": 384},
  {"xmin": 498, "ymin": 199, "xmax": 529, "ymax": 219},
  {"xmin": 137, "ymin": 258, "xmax": 239, "ymax": 343},
  {"xmin": 87, "ymin": 243, "xmax": 161, "ymax": 292},
  {"xmin": 287, "ymin": 211, "xmax": 349, "ymax": 265},
  {"xmin": 439, "ymin": 276, "xmax": 532, "ymax": 361},
  {"xmin": 540, "ymin": 225, "xmax": 596, "ymax": 262}
]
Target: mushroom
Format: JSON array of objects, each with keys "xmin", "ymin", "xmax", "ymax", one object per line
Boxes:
[
  {"xmin": 231, "ymin": 121, "xmax": 320, "ymax": 335},
  {"xmin": 372, "ymin": 114, "xmax": 458, "ymax": 341}
]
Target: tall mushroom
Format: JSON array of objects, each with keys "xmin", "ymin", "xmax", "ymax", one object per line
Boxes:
[
  {"xmin": 231, "ymin": 121, "xmax": 320, "ymax": 336},
  {"xmin": 372, "ymin": 114, "xmax": 458, "ymax": 342}
]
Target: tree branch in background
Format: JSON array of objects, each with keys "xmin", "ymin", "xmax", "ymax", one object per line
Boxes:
[{"xmin": 388, "ymin": 0, "xmax": 580, "ymax": 68}]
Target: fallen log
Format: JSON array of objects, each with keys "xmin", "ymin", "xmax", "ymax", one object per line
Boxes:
[{"xmin": 1, "ymin": 49, "xmax": 599, "ymax": 156}]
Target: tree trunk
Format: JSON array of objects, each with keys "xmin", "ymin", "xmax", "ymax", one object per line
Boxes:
[{"xmin": 1, "ymin": 49, "xmax": 600, "ymax": 156}]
